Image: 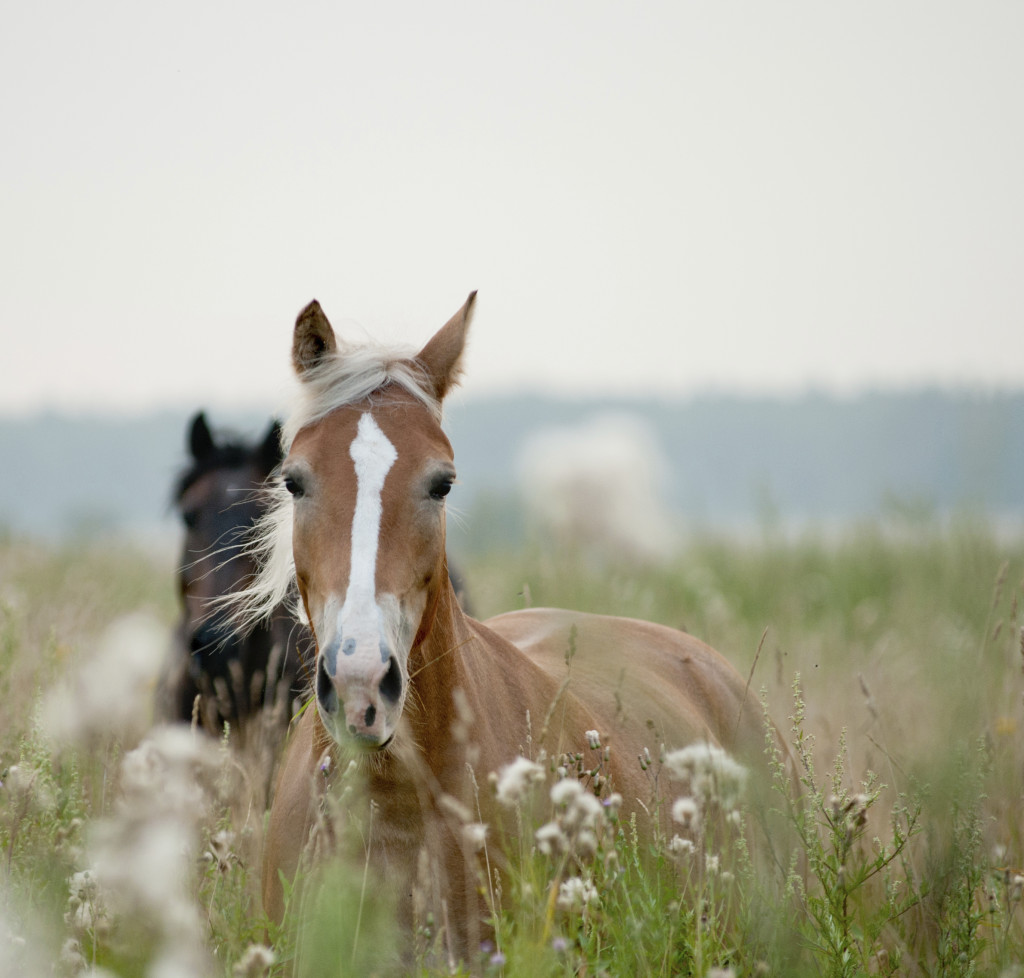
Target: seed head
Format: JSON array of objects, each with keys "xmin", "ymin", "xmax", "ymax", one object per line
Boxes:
[
  {"xmin": 671, "ymin": 796, "xmax": 700, "ymax": 831},
  {"xmin": 557, "ymin": 876, "xmax": 599, "ymax": 912},
  {"xmin": 663, "ymin": 742, "xmax": 747, "ymax": 811},
  {"xmin": 668, "ymin": 835, "xmax": 695, "ymax": 856},
  {"xmin": 463, "ymin": 823, "xmax": 489, "ymax": 852},
  {"xmin": 492, "ymin": 756, "xmax": 545, "ymax": 806},
  {"xmin": 233, "ymin": 944, "xmax": 276, "ymax": 978},
  {"xmin": 535, "ymin": 821, "xmax": 568, "ymax": 855}
]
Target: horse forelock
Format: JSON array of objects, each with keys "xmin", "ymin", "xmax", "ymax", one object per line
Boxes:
[{"xmin": 280, "ymin": 343, "xmax": 444, "ymax": 452}]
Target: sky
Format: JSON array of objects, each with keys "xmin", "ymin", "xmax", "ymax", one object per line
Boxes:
[{"xmin": 2, "ymin": 1, "xmax": 1022, "ymax": 415}]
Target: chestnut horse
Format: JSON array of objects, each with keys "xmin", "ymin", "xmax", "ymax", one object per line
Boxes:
[
  {"xmin": 246, "ymin": 295, "xmax": 773, "ymax": 958},
  {"xmin": 157, "ymin": 412, "xmax": 309, "ymax": 732}
]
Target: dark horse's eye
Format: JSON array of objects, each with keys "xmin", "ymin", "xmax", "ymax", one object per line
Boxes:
[
  {"xmin": 283, "ymin": 474, "xmax": 305, "ymax": 499},
  {"xmin": 429, "ymin": 476, "xmax": 453, "ymax": 501}
]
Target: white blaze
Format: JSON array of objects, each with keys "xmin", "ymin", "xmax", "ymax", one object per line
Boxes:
[{"xmin": 336, "ymin": 412, "xmax": 397, "ymax": 663}]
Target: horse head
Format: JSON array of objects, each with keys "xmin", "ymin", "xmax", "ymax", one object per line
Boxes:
[
  {"xmin": 274, "ymin": 295, "xmax": 474, "ymax": 750},
  {"xmin": 174, "ymin": 411, "xmax": 283, "ymax": 712}
]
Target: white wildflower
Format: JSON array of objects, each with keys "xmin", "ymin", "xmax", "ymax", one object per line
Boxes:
[
  {"xmin": 668, "ymin": 835, "xmax": 695, "ymax": 856},
  {"xmin": 576, "ymin": 792, "xmax": 603, "ymax": 831},
  {"xmin": 557, "ymin": 876, "xmax": 599, "ymax": 912},
  {"xmin": 493, "ymin": 756, "xmax": 545, "ymax": 805},
  {"xmin": 671, "ymin": 796, "xmax": 700, "ymax": 830},
  {"xmin": 233, "ymin": 943, "xmax": 276, "ymax": 978},
  {"xmin": 2, "ymin": 763, "xmax": 53, "ymax": 815},
  {"xmin": 203, "ymin": 828, "xmax": 237, "ymax": 874},
  {"xmin": 1, "ymin": 901, "xmax": 53, "ymax": 978},
  {"xmin": 42, "ymin": 612, "xmax": 167, "ymax": 749},
  {"xmin": 550, "ymin": 778, "xmax": 584, "ymax": 807},
  {"xmin": 462, "ymin": 823, "xmax": 489, "ymax": 852},
  {"xmin": 555, "ymin": 784, "xmax": 603, "ymax": 833},
  {"xmin": 535, "ymin": 821, "xmax": 568, "ymax": 855},
  {"xmin": 585, "ymin": 730, "xmax": 601, "ymax": 750},
  {"xmin": 59, "ymin": 937, "xmax": 87, "ymax": 973},
  {"xmin": 663, "ymin": 742, "xmax": 747, "ymax": 811},
  {"xmin": 705, "ymin": 853, "xmax": 720, "ymax": 875},
  {"xmin": 80, "ymin": 727, "xmax": 221, "ymax": 975},
  {"xmin": 64, "ymin": 869, "xmax": 110, "ymax": 937},
  {"xmin": 575, "ymin": 828, "xmax": 598, "ymax": 858}
]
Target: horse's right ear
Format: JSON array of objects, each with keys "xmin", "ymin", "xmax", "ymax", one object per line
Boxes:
[
  {"xmin": 292, "ymin": 300, "xmax": 338, "ymax": 377},
  {"xmin": 189, "ymin": 411, "xmax": 215, "ymax": 461}
]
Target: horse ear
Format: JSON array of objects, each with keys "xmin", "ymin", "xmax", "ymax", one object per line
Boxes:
[
  {"xmin": 293, "ymin": 300, "xmax": 338, "ymax": 377},
  {"xmin": 189, "ymin": 411, "xmax": 215, "ymax": 461},
  {"xmin": 416, "ymin": 291, "xmax": 476, "ymax": 402},
  {"xmin": 257, "ymin": 419, "xmax": 284, "ymax": 475}
]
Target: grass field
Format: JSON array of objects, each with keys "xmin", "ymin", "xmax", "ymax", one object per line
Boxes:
[{"xmin": 1, "ymin": 517, "xmax": 1022, "ymax": 976}]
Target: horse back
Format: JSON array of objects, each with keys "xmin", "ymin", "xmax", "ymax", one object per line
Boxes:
[{"xmin": 481, "ymin": 607, "xmax": 764, "ymax": 763}]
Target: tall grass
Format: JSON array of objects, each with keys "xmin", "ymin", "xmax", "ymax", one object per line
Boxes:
[{"xmin": 1, "ymin": 518, "xmax": 1022, "ymax": 975}]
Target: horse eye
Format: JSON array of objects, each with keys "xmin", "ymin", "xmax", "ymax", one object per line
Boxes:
[
  {"xmin": 283, "ymin": 475, "xmax": 305, "ymax": 499},
  {"xmin": 429, "ymin": 477, "xmax": 453, "ymax": 501}
]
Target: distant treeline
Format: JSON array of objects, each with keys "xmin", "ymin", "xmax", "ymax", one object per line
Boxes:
[{"xmin": 1, "ymin": 389, "xmax": 1022, "ymax": 540}]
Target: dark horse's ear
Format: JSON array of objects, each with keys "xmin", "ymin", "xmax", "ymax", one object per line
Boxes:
[
  {"xmin": 416, "ymin": 291, "xmax": 476, "ymax": 403},
  {"xmin": 293, "ymin": 300, "xmax": 337, "ymax": 377},
  {"xmin": 189, "ymin": 411, "xmax": 215, "ymax": 461},
  {"xmin": 257, "ymin": 420, "xmax": 284, "ymax": 476}
]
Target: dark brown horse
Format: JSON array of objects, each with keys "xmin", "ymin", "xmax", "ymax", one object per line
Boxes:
[
  {"xmin": 242, "ymin": 295, "xmax": 778, "ymax": 960},
  {"xmin": 157, "ymin": 412, "xmax": 309, "ymax": 732}
]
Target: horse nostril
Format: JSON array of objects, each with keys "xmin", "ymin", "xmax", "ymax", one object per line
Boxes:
[
  {"xmin": 379, "ymin": 657, "xmax": 402, "ymax": 705},
  {"xmin": 317, "ymin": 655, "xmax": 339, "ymax": 715}
]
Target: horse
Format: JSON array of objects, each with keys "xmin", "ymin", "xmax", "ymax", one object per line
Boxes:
[
  {"xmin": 156, "ymin": 411, "xmax": 309, "ymax": 734},
  {"xmin": 243, "ymin": 294, "xmax": 779, "ymax": 960}
]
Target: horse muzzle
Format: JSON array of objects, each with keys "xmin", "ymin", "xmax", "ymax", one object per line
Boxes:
[{"xmin": 315, "ymin": 641, "xmax": 404, "ymax": 750}]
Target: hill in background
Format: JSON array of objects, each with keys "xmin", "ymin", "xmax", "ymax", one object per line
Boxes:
[{"xmin": 1, "ymin": 390, "xmax": 1021, "ymax": 546}]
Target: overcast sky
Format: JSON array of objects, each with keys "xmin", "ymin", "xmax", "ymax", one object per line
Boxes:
[{"xmin": 2, "ymin": 1, "xmax": 1022, "ymax": 415}]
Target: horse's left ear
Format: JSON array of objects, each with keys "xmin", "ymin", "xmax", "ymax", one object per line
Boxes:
[
  {"xmin": 293, "ymin": 300, "xmax": 338, "ymax": 377},
  {"xmin": 416, "ymin": 291, "xmax": 476, "ymax": 402}
]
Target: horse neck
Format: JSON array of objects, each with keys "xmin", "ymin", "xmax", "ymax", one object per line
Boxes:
[{"xmin": 406, "ymin": 573, "xmax": 475, "ymax": 761}]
